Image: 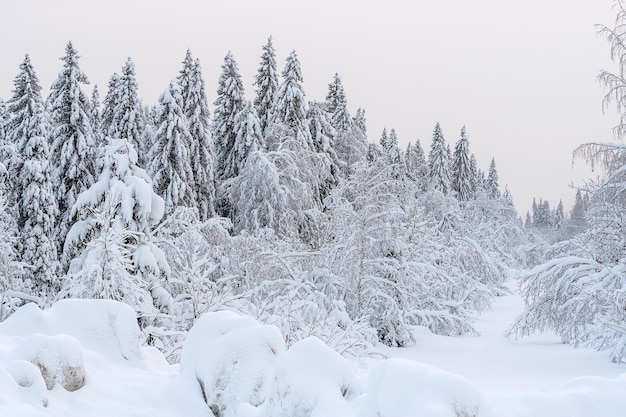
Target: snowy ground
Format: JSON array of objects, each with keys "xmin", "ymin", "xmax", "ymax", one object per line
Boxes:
[
  {"xmin": 378, "ymin": 280, "xmax": 625, "ymax": 394},
  {"xmin": 1, "ymin": 279, "xmax": 625, "ymax": 417}
]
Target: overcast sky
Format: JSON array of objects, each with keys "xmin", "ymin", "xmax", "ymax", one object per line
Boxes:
[{"xmin": 0, "ymin": 0, "xmax": 619, "ymax": 215}]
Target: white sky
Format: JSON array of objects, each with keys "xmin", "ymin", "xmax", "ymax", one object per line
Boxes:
[{"xmin": 0, "ymin": 0, "xmax": 620, "ymax": 215}]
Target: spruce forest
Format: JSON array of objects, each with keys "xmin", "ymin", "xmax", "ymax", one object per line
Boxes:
[{"xmin": 2, "ymin": 7, "xmax": 626, "ymax": 413}]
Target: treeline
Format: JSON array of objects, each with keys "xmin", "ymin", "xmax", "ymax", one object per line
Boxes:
[{"xmin": 0, "ymin": 39, "xmax": 535, "ymax": 360}]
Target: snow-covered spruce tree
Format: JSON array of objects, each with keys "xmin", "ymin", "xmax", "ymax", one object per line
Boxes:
[
  {"xmin": 405, "ymin": 140, "xmax": 428, "ymax": 192},
  {"xmin": 326, "ymin": 73, "xmax": 352, "ymax": 131},
  {"xmin": 141, "ymin": 103, "xmax": 158, "ymax": 161},
  {"xmin": 48, "ymin": 41, "xmax": 97, "ymax": 254},
  {"xmin": 0, "ymin": 177, "xmax": 26, "ymax": 320},
  {"xmin": 108, "ymin": 58, "xmax": 146, "ymax": 164},
  {"xmin": 0, "ymin": 99, "xmax": 6, "ymax": 140},
  {"xmin": 178, "ymin": 51, "xmax": 217, "ymax": 220},
  {"xmin": 61, "ymin": 138, "xmax": 169, "ymax": 321},
  {"xmin": 90, "ymin": 85, "xmax": 104, "ymax": 148},
  {"xmin": 353, "ymin": 107, "xmax": 367, "ymax": 135},
  {"xmin": 6, "ymin": 55, "xmax": 60, "ymax": 299},
  {"xmin": 264, "ymin": 51, "xmax": 328, "ymax": 239},
  {"xmin": 567, "ymin": 188, "xmax": 588, "ymax": 235},
  {"xmin": 0, "ymin": 99, "xmax": 10, "ymax": 170},
  {"xmin": 486, "ymin": 157, "xmax": 501, "ymax": 199},
  {"xmin": 233, "ymin": 100, "xmax": 265, "ymax": 172},
  {"xmin": 219, "ymin": 100, "xmax": 267, "ymax": 225},
  {"xmin": 101, "ymin": 73, "xmax": 120, "ymax": 135},
  {"xmin": 451, "ymin": 126, "xmax": 474, "ymax": 202},
  {"xmin": 469, "ymin": 153, "xmax": 480, "ymax": 195},
  {"xmin": 307, "ymin": 100, "xmax": 341, "ymax": 202},
  {"xmin": 325, "ymin": 74, "xmax": 367, "ymax": 174},
  {"xmin": 383, "ymin": 128, "xmax": 404, "ymax": 177},
  {"xmin": 253, "ymin": 36, "xmax": 279, "ymax": 134},
  {"xmin": 148, "ymin": 80, "xmax": 196, "ymax": 215},
  {"xmin": 428, "ymin": 122, "xmax": 451, "ymax": 194},
  {"xmin": 213, "ymin": 52, "xmax": 246, "ymax": 182},
  {"xmin": 266, "ymin": 50, "xmax": 313, "ymax": 151}
]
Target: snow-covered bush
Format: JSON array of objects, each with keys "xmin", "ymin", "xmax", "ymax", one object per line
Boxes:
[
  {"xmin": 180, "ymin": 311, "xmax": 285, "ymax": 417},
  {"xmin": 264, "ymin": 336, "xmax": 355, "ymax": 417}
]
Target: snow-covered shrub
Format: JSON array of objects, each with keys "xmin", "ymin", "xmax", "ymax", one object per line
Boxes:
[
  {"xmin": 180, "ymin": 311, "xmax": 285, "ymax": 417},
  {"xmin": 264, "ymin": 336, "xmax": 355, "ymax": 417}
]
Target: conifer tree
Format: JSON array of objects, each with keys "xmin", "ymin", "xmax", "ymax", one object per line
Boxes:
[
  {"xmin": 7, "ymin": 55, "xmax": 59, "ymax": 297},
  {"xmin": 405, "ymin": 140, "xmax": 428, "ymax": 191},
  {"xmin": 90, "ymin": 85, "xmax": 103, "ymax": 147},
  {"xmin": 524, "ymin": 211, "xmax": 532, "ymax": 228},
  {"xmin": 178, "ymin": 51, "xmax": 216, "ymax": 220},
  {"xmin": 384, "ymin": 128, "xmax": 403, "ymax": 165},
  {"xmin": 353, "ymin": 107, "xmax": 367, "ymax": 135},
  {"xmin": 570, "ymin": 189, "xmax": 587, "ymax": 229},
  {"xmin": 149, "ymin": 80, "xmax": 196, "ymax": 215},
  {"xmin": 48, "ymin": 41, "xmax": 97, "ymax": 252},
  {"xmin": 213, "ymin": 52, "xmax": 246, "ymax": 182},
  {"xmin": 267, "ymin": 50, "xmax": 313, "ymax": 151},
  {"xmin": 307, "ymin": 100, "xmax": 340, "ymax": 199},
  {"xmin": 230, "ymin": 100, "xmax": 265, "ymax": 177},
  {"xmin": 325, "ymin": 76, "xmax": 367, "ymax": 173},
  {"xmin": 253, "ymin": 37, "xmax": 279, "ymax": 134},
  {"xmin": 451, "ymin": 126, "xmax": 473, "ymax": 201},
  {"xmin": 469, "ymin": 153, "xmax": 480, "ymax": 194},
  {"xmin": 109, "ymin": 58, "xmax": 145, "ymax": 162},
  {"xmin": 379, "ymin": 128, "xmax": 389, "ymax": 150},
  {"xmin": 326, "ymin": 73, "xmax": 352, "ymax": 131},
  {"xmin": 101, "ymin": 73, "xmax": 120, "ymax": 135},
  {"xmin": 0, "ymin": 179, "xmax": 22, "ymax": 306},
  {"xmin": 555, "ymin": 199, "xmax": 565, "ymax": 229},
  {"xmin": 63, "ymin": 138, "xmax": 168, "ymax": 314},
  {"xmin": 428, "ymin": 122, "xmax": 451, "ymax": 194},
  {"xmin": 0, "ymin": 99, "xmax": 6, "ymax": 142},
  {"xmin": 0, "ymin": 96, "xmax": 19, "ymax": 206},
  {"xmin": 486, "ymin": 157, "xmax": 501, "ymax": 199},
  {"xmin": 0, "ymin": 99, "xmax": 8, "ymax": 164}
]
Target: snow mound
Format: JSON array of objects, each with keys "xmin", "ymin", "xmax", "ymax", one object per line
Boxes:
[
  {"xmin": 5, "ymin": 334, "xmax": 84, "ymax": 391},
  {"xmin": 4, "ymin": 360, "xmax": 49, "ymax": 407},
  {"xmin": 0, "ymin": 300, "xmax": 143, "ymax": 362},
  {"xmin": 361, "ymin": 359, "xmax": 490, "ymax": 417},
  {"xmin": 180, "ymin": 310, "xmax": 285, "ymax": 417},
  {"xmin": 264, "ymin": 336, "xmax": 356, "ymax": 417}
]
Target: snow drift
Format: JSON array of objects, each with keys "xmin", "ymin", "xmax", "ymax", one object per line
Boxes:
[{"xmin": 1, "ymin": 299, "xmax": 626, "ymax": 417}]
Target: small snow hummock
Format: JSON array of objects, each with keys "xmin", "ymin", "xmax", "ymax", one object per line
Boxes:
[
  {"xmin": 180, "ymin": 310, "xmax": 285, "ymax": 417},
  {"xmin": 5, "ymin": 334, "xmax": 85, "ymax": 392},
  {"xmin": 361, "ymin": 359, "xmax": 490, "ymax": 417},
  {"xmin": 264, "ymin": 336, "xmax": 356, "ymax": 417},
  {"xmin": 0, "ymin": 299, "xmax": 143, "ymax": 362}
]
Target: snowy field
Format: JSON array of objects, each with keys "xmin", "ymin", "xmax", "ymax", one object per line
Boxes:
[{"xmin": 0, "ymin": 278, "xmax": 625, "ymax": 417}]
